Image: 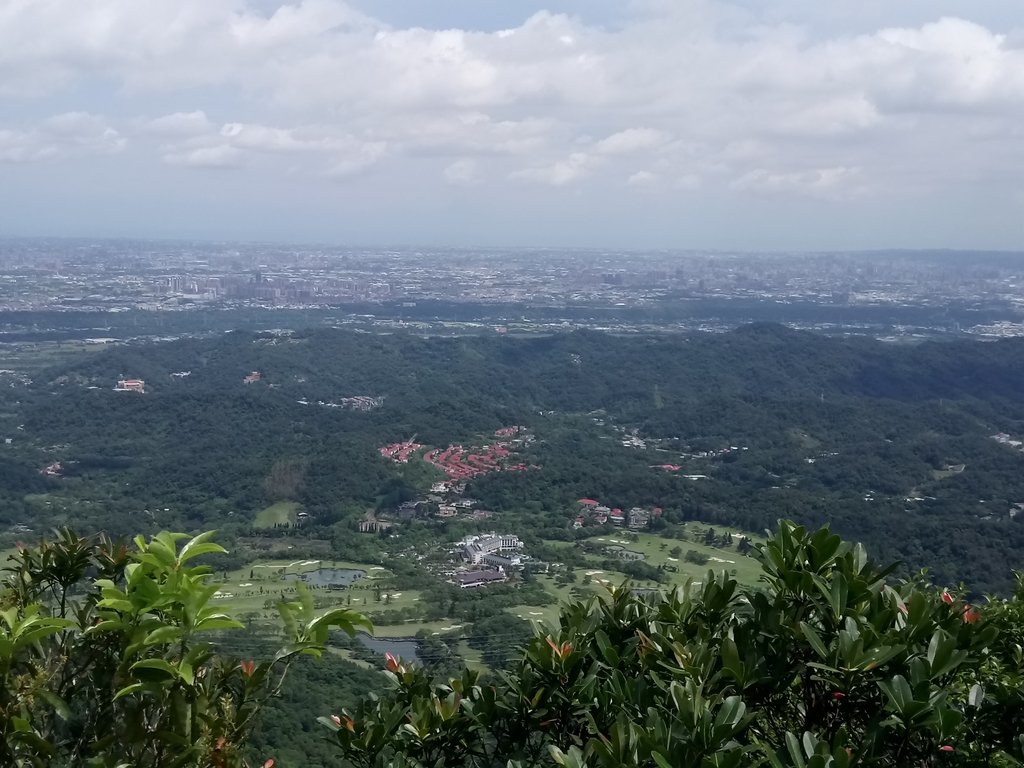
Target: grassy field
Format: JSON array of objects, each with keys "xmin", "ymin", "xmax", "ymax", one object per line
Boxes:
[
  {"xmin": 214, "ymin": 558, "xmax": 398, "ymax": 617},
  {"xmin": 2, "ymin": 522, "xmax": 767, "ymax": 674},
  {"xmin": 505, "ymin": 525, "xmax": 766, "ymax": 630},
  {"xmin": 254, "ymin": 501, "xmax": 301, "ymax": 529},
  {"xmin": 601, "ymin": 528, "xmax": 764, "ymax": 587},
  {"xmin": 375, "ymin": 619, "xmax": 464, "ymax": 638},
  {"xmin": 0, "ymin": 341, "xmax": 108, "ymax": 374}
]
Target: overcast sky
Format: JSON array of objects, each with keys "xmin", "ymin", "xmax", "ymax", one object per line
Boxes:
[{"xmin": 1, "ymin": 0, "xmax": 1023, "ymax": 250}]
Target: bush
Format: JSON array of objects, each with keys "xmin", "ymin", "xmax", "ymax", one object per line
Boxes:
[
  {"xmin": 0, "ymin": 529, "xmax": 369, "ymax": 767},
  {"xmin": 684, "ymin": 549, "xmax": 709, "ymax": 565},
  {"xmin": 322, "ymin": 521, "xmax": 1024, "ymax": 768}
]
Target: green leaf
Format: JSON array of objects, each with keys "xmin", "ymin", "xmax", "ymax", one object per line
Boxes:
[
  {"xmin": 926, "ymin": 630, "xmax": 964, "ymax": 678},
  {"xmin": 178, "ymin": 531, "xmax": 226, "ymax": 564},
  {"xmin": 785, "ymin": 732, "xmax": 806, "ymax": 768},
  {"xmin": 194, "ymin": 615, "xmax": 245, "ymax": 633},
  {"xmin": 130, "ymin": 658, "xmax": 179, "ymax": 680},
  {"xmin": 142, "ymin": 625, "xmax": 184, "ymax": 646},
  {"xmin": 799, "ymin": 622, "xmax": 829, "ymax": 661},
  {"xmin": 716, "ymin": 696, "xmax": 749, "ymax": 733},
  {"xmin": 113, "ymin": 682, "xmax": 146, "ymax": 701},
  {"xmin": 307, "ymin": 607, "xmax": 373, "ymax": 638},
  {"xmin": 36, "ymin": 690, "xmax": 72, "ymax": 721},
  {"xmin": 969, "ymin": 683, "xmax": 985, "ymax": 708}
]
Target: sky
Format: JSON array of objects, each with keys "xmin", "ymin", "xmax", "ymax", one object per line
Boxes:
[{"xmin": 0, "ymin": 0, "xmax": 1023, "ymax": 251}]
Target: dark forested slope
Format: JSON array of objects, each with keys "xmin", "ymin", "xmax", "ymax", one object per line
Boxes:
[{"xmin": 4, "ymin": 325, "xmax": 1024, "ymax": 591}]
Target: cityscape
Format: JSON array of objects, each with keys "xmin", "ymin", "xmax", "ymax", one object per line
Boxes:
[{"xmin": 2, "ymin": 238, "xmax": 1024, "ymax": 339}]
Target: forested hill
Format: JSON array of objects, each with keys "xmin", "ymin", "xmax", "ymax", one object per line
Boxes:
[
  {"xmin": 33, "ymin": 321, "xmax": 1024, "ymax": 404},
  {"xmin": 5, "ymin": 324, "xmax": 1024, "ymax": 592}
]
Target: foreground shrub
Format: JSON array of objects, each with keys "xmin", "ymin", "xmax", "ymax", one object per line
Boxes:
[
  {"xmin": 324, "ymin": 521, "xmax": 1024, "ymax": 767},
  {"xmin": 0, "ymin": 529, "xmax": 369, "ymax": 767}
]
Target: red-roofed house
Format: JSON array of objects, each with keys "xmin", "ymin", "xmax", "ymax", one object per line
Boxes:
[{"xmin": 577, "ymin": 498, "xmax": 599, "ymax": 507}]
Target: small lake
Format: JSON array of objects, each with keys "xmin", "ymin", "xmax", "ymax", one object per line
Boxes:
[
  {"xmin": 357, "ymin": 633, "xmax": 420, "ymax": 663},
  {"xmin": 284, "ymin": 568, "xmax": 366, "ymax": 587}
]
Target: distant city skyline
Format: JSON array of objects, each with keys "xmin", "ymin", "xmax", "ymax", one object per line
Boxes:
[{"xmin": 1, "ymin": 1, "xmax": 1022, "ymax": 251}]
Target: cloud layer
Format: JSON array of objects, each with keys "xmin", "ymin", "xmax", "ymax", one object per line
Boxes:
[{"xmin": 0, "ymin": 1, "xmax": 1022, "ymax": 247}]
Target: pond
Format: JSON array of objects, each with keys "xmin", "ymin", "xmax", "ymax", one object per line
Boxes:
[
  {"xmin": 284, "ymin": 567, "xmax": 366, "ymax": 587},
  {"xmin": 357, "ymin": 633, "xmax": 420, "ymax": 663}
]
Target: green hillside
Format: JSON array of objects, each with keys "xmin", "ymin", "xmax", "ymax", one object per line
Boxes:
[{"xmin": 2, "ymin": 325, "xmax": 1024, "ymax": 593}]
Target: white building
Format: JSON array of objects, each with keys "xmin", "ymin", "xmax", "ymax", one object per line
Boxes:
[{"xmin": 460, "ymin": 533, "xmax": 523, "ymax": 564}]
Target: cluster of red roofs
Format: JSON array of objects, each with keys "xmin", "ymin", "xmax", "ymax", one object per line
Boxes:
[
  {"xmin": 423, "ymin": 442, "xmax": 527, "ymax": 480},
  {"xmin": 378, "ymin": 441, "xmax": 423, "ymax": 463},
  {"xmin": 379, "ymin": 429, "xmax": 531, "ymax": 479}
]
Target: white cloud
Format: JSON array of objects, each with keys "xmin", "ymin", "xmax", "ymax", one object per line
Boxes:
[
  {"xmin": 156, "ymin": 120, "xmax": 389, "ymax": 175},
  {"xmin": 594, "ymin": 128, "xmax": 670, "ymax": 155},
  {"xmin": 325, "ymin": 141, "xmax": 388, "ymax": 178},
  {"xmin": 675, "ymin": 173, "xmax": 702, "ymax": 190},
  {"xmin": 139, "ymin": 111, "xmax": 212, "ymax": 136},
  {"xmin": 731, "ymin": 166, "xmax": 863, "ymax": 199},
  {"xmin": 1, "ymin": 2, "xmax": 1023, "ymax": 245},
  {"xmin": 443, "ymin": 158, "xmax": 482, "ymax": 186},
  {"xmin": 163, "ymin": 144, "xmax": 246, "ymax": 168},
  {"xmin": 627, "ymin": 170, "xmax": 658, "ymax": 187},
  {"xmin": 510, "ymin": 152, "xmax": 598, "ymax": 186},
  {"xmin": 0, "ymin": 130, "xmax": 58, "ymax": 163},
  {"xmin": 0, "ymin": 112, "xmax": 123, "ymax": 162}
]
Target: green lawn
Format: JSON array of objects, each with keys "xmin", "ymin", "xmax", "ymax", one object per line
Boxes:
[
  {"xmin": 507, "ymin": 525, "xmax": 766, "ymax": 629},
  {"xmin": 598, "ymin": 528, "xmax": 764, "ymax": 587},
  {"xmin": 254, "ymin": 501, "xmax": 300, "ymax": 529},
  {"xmin": 457, "ymin": 642, "xmax": 487, "ymax": 672},
  {"xmin": 374, "ymin": 620, "xmax": 464, "ymax": 638},
  {"xmin": 214, "ymin": 558, "xmax": 397, "ymax": 617}
]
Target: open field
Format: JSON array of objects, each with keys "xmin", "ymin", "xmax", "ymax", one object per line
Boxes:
[
  {"xmin": 214, "ymin": 557, "xmax": 400, "ymax": 616},
  {"xmin": 602, "ymin": 529, "xmax": 764, "ymax": 587},
  {"xmin": 504, "ymin": 526, "xmax": 765, "ymax": 630},
  {"xmin": 254, "ymin": 501, "xmax": 300, "ymax": 529},
  {"xmin": 374, "ymin": 619, "xmax": 464, "ymax": 638},
  {"xmin": 2, "ymin": 524, "xmax": 766, "ymax": 673},
  {"xmin": 0, "ymin": 341, "xmax": 109, "ymax": 374}
]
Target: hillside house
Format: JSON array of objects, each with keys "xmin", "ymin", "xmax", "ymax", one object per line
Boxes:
[
  {"xmin": 115, "ymin": 378, "xmax": 145, "ymax": 393},
  {"xmin": 243, "ymin": 370, "xmax": 262, "ymax": 384},
  {"xmin": 627, "ymin": 507, "xmax": 651, "ymax": 530}
]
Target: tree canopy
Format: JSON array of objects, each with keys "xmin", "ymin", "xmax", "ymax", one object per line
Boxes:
[
  {"xmin": 325, "ymin": 521, "xmax": 1024, "ymax": 768},
  {"xmin": 2, "ymin": 522, "xmax": 1023, "ymax": 766}
]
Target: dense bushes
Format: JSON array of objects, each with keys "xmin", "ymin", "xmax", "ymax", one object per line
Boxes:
[
  {"xmin": 323, "ymin": 522, "xmax": 1024, "ymax": 767},
  {"xmin": 0, "ymin": 529, "xmax": 368, "ymax": 767},
  {"xmin": 3, "ymin": 522, "xmax": 1023, "ymax": 766}
]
